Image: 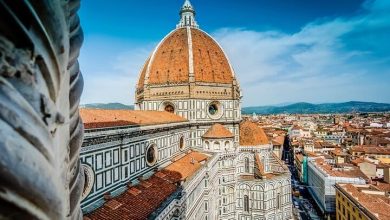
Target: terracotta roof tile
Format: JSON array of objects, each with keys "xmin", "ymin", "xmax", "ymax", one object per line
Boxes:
[
  {"xmin": 272, "ymin": 136, "xmax": 285, "ymax": 145},
  {"xmin": 104, "ymin": 200, "xmax": 122, "ymax": 210},
  {"xmin": 351, "ymin": 145, "xmax": 390, "ymax": 155},
  {"xmin": 202, "ymin": 123, "xmax": 234, "ymax": 138},
  {"xmin": 239, "ymin": 121, "xmax": 269, "ymax": 146},
  {"xmin": 312, "ymin": 158, "xmax": 368, "ymax": 180},
  {"xmin": 137, "ymin": 27, "xmax": 235, "ymax": 89},
  {"xmin": 86, "ymin": 152, "xmax": 209, "ymax": 220},
  {"xmin": 80, "ymin": 109, "xmax": 187, "ymax": 129},
  {"xmin": 340, "ymin": 183, "xmax": 390, "ymax": 220},
  {"xmin": 165, "ymin": 151, "xmax": 209, "ymax": 181},
  {"xmin": 191, "ymin": 29, "xmax": 233, "ymax": 84}
]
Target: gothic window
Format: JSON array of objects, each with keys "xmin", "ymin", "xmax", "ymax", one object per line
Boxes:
[
  {"xmin": 276, "ymin": 193, "xmax": 281, "ymax": 209},
  {"xmin": 245, "ymin": 157, "xmax": 250, "ymax": 173},
  {"xmin": 146, "ymin": 144, "xmax": 157, "ymax": 166},
  {"xmin": 164, "ymin": 104, "xmax": 174, "ymax": 113},
  {"xmin": 244, "ymin": 195, "xmax": 249, "ymax": 212}
]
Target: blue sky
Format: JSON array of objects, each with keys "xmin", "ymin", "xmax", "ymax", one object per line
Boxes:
[{"xmin": 79, "ymin": 0, "xmax": 390, "ymax": 106}]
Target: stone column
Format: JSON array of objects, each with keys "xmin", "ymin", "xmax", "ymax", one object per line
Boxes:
[{"xmin": 0, "ymin": 0, "xmax": 84, "ymax": 219}]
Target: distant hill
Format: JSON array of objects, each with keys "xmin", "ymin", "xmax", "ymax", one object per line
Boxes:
[
  {"xmin": 80, "ymin": 101, "xmax": 390, "ymax": 114},
  {"xmin": 80, "ymin": 103, "xmax": 134, "ymax": 110},
  {"xmin": 242, "ymin": 101, "xmax": 390, "ymax": 115}
]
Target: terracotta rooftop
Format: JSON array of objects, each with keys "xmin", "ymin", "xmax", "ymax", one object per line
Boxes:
[
  {"xmin": 79, "ymin": 109, "xmax": 187, "ymax": 129},
  {"xmin": 312, "ymin": 158, "xmax": 368, "ymax": 180},
  {"xmin": 165, "ymin": 151, "xmax": 209, "ymax": 181},
  {"xmin": 239, "ymin": 121, "xmax": 269, "ymax": 146},
  {"xmin": 351, "ymin": 145, "xmax": 390, "ymax": 155},
  {"xmin": 138, "ymin": 27, "xmax": 235, "ymax": 89},
  {"xmin": 272, "ymin": 136, "xmax": 285, "ymax": 146},
  {"xmin": 85, "ymin": 151, "xmax": 209, "ymax": 220},
  {"xmin": 338, "ymin": 183, "xmax": 390, "ymax": 220},
  {"xmin": 85, "ymin": 169, "xmax": 180, "ymax": 220},
  {"xmin": 295, "ymin": 153, "xmax": 304, "ymax": 163},
  {"xmin": 202, "ymin": 123, "xmax": 234, "ymax": 139},
  {"xmin": 330, "ymin": 149, "xmax": 349, "ymax": 157}
]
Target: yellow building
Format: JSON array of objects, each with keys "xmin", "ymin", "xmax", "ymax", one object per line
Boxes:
[{"xmin": 335, "ymin": 183, "xmax": 390, "ymax": 220}]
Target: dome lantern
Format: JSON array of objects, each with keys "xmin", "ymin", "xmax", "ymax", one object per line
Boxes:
[{"xmin": 177, "ymin": 0, "xmax": 199, "ymax": 28}]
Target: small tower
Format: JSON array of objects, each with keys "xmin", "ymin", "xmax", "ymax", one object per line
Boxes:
[{"xmin": 177, "ymin": 0, "xmax": 199, "ymax": 28}]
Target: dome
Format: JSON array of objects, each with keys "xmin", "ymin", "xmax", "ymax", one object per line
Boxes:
[
  {"xmin": 135, "ymin": 0, "xmax": 241, "ymax": 106},
  {"xmin": 239, "ymin": 121, "xmax": 269, "ymax": 146},
  {"xmin": 136, "ymin": 27, "xmax": 239, "ymax": 102},
  {"xmin": 203, "ymin": 123, "xmax": 234, "ymax": 139}
]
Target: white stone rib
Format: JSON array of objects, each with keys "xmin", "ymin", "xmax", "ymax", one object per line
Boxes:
[
  {"xmin": 196, "ymin": 28, "xmax": 241, "ymax": 87},
  {"xmin": 143, "ymin": 29, "xmax": 179, "ymax": 87},
  {"xmin": 187, "ymin": 27, "xmax": 194, "ymax": 82}
]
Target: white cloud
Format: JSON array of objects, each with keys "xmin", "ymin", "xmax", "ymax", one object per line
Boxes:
[
  {"xmin": 80, "ymin": 44, "xmax": 154, "ymax": 105},
  {"xmin": 213, "ymin": 0, "xmax": 390, "ymax": 106},
  {"xmin": 80, "ymin": 0, "xmax": 390, "ymax": 106}
]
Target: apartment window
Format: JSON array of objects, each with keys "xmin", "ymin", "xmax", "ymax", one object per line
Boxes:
[{"xmin": 244, "ymin": 195, "xmax": 249, "ymax": 212}]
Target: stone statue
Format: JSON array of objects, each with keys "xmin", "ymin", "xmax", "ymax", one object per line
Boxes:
[{"xmin": 0, "ymin": 0, "xmax": 84, "ymax": 219}]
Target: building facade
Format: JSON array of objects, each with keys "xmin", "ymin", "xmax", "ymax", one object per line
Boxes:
[
  {"xmin": 307, "ymin": 158, "xmax": 366, "ymax": 218},
  {"xmin": 80, "ymin": 1, "xmax": 292, "ymax": 219},
  {"xmin": 335, "ymin": 183, "xmax": 390, "ymax": 220}
]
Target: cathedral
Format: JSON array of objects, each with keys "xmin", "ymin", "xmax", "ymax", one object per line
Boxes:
[{"xmin": 80, "ymin": 1, "xmax": 292, "ymax": 219}]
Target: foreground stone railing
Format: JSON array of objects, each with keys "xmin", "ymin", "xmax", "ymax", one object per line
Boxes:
[{"xmin": 0, "ymin": 1, "xmax": 84, "ymax": 219}]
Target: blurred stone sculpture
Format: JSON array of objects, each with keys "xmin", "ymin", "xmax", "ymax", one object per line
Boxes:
[{"xmin": 0, "ymin": 0, "xmax": 84, "ymax": 219}]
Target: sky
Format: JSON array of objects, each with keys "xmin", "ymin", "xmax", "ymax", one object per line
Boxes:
[{"xmin": 79, "ymin": 0, "xmax": 390, "ymax": 107}]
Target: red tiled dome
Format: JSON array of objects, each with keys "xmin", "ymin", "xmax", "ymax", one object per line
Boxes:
[
  {"xmin": 239, "ymin": 121, "xmax": 269, "ymax": 146},
  {"xmin": 137, "ymin": 27, "xmax": 235, "ymax": 90}
]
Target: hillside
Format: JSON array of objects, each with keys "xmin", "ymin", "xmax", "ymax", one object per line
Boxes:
[
  {"xmin": 80, "ymin": 101, "xmax": 390, "ymax": 114},
  {"xmin": 80, "ymin": 103, "xmax": 134, "ymax": 110},
  {"xmin": 242, "ymin": 101, "xmax": 390, "ymax": 114}
]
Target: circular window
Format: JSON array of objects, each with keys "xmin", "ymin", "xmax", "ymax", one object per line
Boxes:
[
  {"xmin": 207, "ymin": 101, "xmax": 223, "ymax": 119},
  {"xmin": 146, "ymin": 144, "xmax": 157, "ymax": 166},
  {"xmin": 179, "ymin": 136, "xmax": 185, "ymax": 150},
  {"xmin": 209, "ymin": 103, "xmax": 218, "ymax": 115},
  {"xmin": 81, "ymin": 164, "xmax": 94, "ymax": 200}
]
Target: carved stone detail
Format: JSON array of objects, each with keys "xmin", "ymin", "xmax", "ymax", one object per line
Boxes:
[{"xmin": 0, "ymin": 1, "xmax": 83, "ymax": 219}]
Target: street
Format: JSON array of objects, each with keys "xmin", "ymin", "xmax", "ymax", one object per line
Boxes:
[{"xmin": 285, "ymin": 156, "xmax": 322, "ymax": 220}]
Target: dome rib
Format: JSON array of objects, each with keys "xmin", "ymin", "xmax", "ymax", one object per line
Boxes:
[{"xmin": 137, "ymin": 27, "xmax": 238, "ymax": 91}]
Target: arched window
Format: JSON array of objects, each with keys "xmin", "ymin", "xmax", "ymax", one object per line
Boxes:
[
  {"xmin": 164, "ymin": 104, "xmax": 174, "ymax": 113},
  {"xmin": 205, "ymin": 141, "xmax": 209, "ymax": 149},
  {"xmin": 224, "ymin": 141, "xmax": 230, "ymax": 149},
  {"xmin": 244, "ymin": 195, "xmax": 249, "ymax": 212},
  {"xmin": 214, "ymin": 141, "xmax": 220, "ymax": 150},
  {"xmin": 179, "ymin": 136, "xmax": 185, "ymax": 150},
  {"xmin": 245, "ymin": 157, "xmax": 250, "ymax": 173}
]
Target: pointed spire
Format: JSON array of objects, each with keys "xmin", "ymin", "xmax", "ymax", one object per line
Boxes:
[{"xmin": 177, "ymin": 0, "xmax": 199, "ymax": 28}]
